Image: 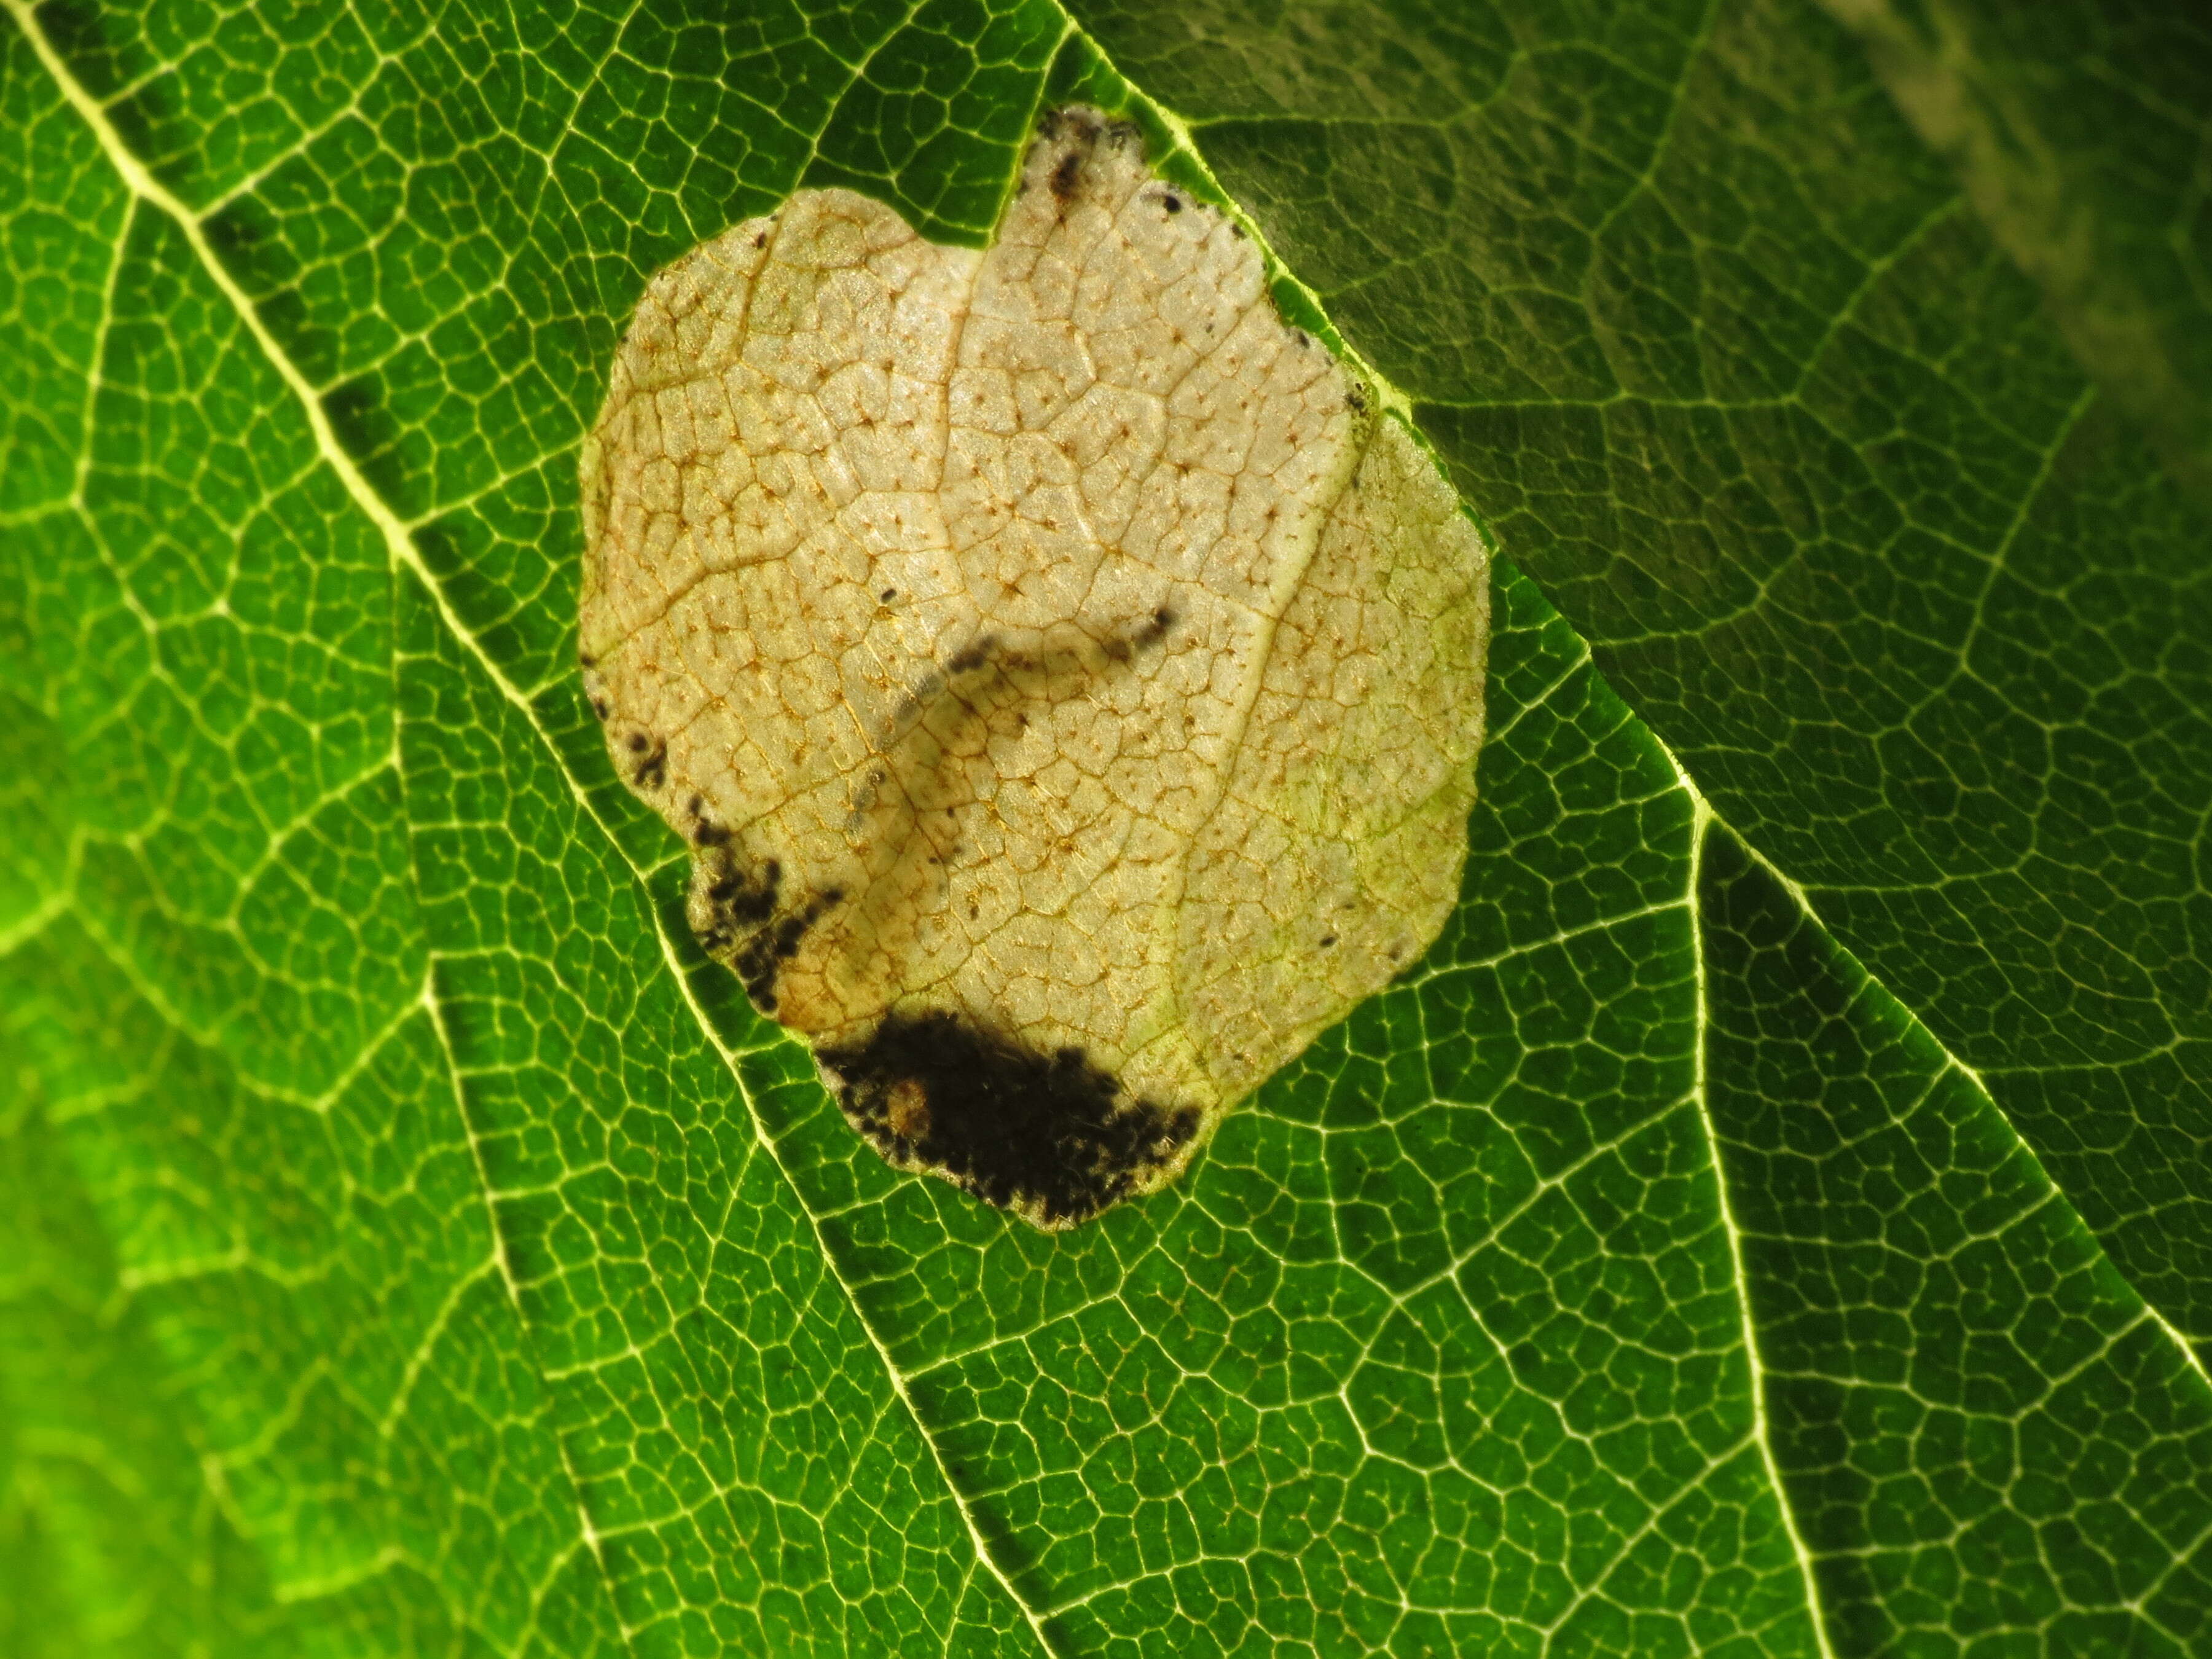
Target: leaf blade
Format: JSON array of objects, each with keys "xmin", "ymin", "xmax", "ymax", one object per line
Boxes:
[
  {"xmin": 1061, "ymin": 0, "xmax": 2212, "ymax": 1361},
  {"xmin": 7, "ymin": 0, "xmax": 2211, "ymax": 1653}
]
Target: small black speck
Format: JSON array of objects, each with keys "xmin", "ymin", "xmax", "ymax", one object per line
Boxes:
[
  {"xmin": 732, "ymin": 880, "xmax": 837, "ymax": 1005},
  {"xmin": 689, "ymin": 796, "xmax": 731, "ymax": 847},
  {"xmin": 1129, "ymin": 605, "xmax": 1177, "ymax": 651},
  {"xmin": 1319, "ymin": 934, "xmax": 1336, "ymax": 948},
  {"xmin": 1162, "ymin": 191, "xmax": 1182, "ymax": 214},
  {"xmin": 1049, "ymin": 149, "xmax": 1083, "ymax": 204},
  {"xmin": 946, "ymin": 635, "xmax": 998, "ymax": 675},
  {"xmin": 880, "ymin": 587, "xmax": 896, "ymax": 601},
  {"xmin": 753, "ymin": 230, "xmax": 767, "ymax": 248},
  {"xmin": 578, "ymin": 650, "xmax": 596, "ymax": 669}
]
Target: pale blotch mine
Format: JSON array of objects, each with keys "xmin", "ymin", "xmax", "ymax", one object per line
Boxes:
[{"xmin": 579, "ymin": 109, "xmax": 1490, "ymax": 1228}]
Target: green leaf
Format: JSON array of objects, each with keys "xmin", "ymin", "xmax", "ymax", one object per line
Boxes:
[
  {"xmin": 1814, "ymin": 0, "xmax": 2212, "ymax": 506},
  {"xmin": 3, "ymin": 1, "xmax": 2209, "ymax": 1656},
  {"xmin": 1062, "ymin": 0, "xmax": 2212, "ymax": 1365}
]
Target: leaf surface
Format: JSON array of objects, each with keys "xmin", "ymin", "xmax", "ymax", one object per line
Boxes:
[
  {"xmin": 1064, "ymin": 0, "xmax": 2212, "ymax": 1365},
  {"xmin": 4, "ymin": 1, "xmax": 2210, "ymax": 1655}
]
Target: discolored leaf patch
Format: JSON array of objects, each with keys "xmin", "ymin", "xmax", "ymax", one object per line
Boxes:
[{"xmin": 579, "ymin": 108, "xmax": 1489, "ymax": 1226}]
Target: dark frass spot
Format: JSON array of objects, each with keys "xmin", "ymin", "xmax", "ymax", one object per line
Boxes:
[
  {"xmin": 687, "ymin": 795, "xmax": 731, "ymax": 847},
  {"xmin": 1102, "ymin": 605, "xmax": 1177, "ymax": 665},
  {"xmin": 688, "ymin": 845, "xmax": 779, "ymax": 963},
  {"xmin": 688, "ymin": 844, "xmax": 845, "ymax": 1013},
  {"xmin": 625, "ymin": 731, "xmax": 667, "ymax": 790},
  {"xmin": 945, "ymin": 634, "xmax": 998, "ymax": 675},
  {"xmin": 820, "ymin": 1011, "xmax": 1201, "ymax": 1226},
  {"xmin": 1037, "ymin": 107, "xmax": 1136, "ymax": 212},
  {"xmin": 1049, "ymin": 149, "xmax": 1083, "ymax": 204}
]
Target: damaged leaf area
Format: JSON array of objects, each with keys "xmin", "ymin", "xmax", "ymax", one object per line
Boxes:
[{"xmin": 579, "ymin": 109, "xmax": 1490, "ymax": 1226}]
